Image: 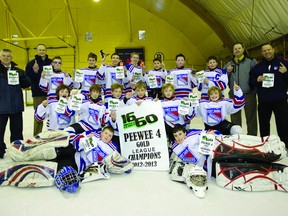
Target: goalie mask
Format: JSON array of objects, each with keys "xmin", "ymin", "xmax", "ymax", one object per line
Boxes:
[
  {"xmin": 185, "ymin": 165, "xmax": 208, "ymax": 198},
  {"xmin": 55, "ymin": 166, "xmax": 80, "ymax": 193}
]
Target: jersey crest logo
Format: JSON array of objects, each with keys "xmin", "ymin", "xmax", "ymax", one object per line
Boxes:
[
  {"xmin": 163, "ymin": 106, "xmax": 179, "ymax": 121},
  {"xmin": 111, "ymin": 72, "xmax": 122, "ymax": 84},
  {"xmin": 178, "ymin": 146, "xmax": 198, "ymax": 163},
  {"xmin": 206, "ymin": 107, "xmax": 222, "ymax": 124},
  {"xmin": 51, "ymin": 77, "xmax": 63, "ymax": 89},
  {"xmin": 88, "ymin": 108, "xmax": 100, "ymax": 125},
  {"xmin": 176, "ymin": 74, "xmax": 188, "ymax": 86},
  {"xmin": 84, "ymin": 75, "xmax": 96, "ymax": 86}
]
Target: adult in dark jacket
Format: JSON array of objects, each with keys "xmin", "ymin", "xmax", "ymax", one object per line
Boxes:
[
  {"xmin": 224, "ymin": 42, "xmax": 258, "ymax": 136},
  {"xmin": 25, "ymin": 44, "xmax": 52, "ymax": 135},
  {"xmin": 0, "ymin": 49, "xmax": 31, "ymax": 158},
  {"xmin": 250, "ymin": 43, "xmax": 288, "ymax": 148}
]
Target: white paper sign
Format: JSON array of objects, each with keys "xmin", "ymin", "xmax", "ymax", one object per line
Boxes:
[
  {"xmin": 165, "ymin": 75, "xmax": 174, "ymax": 84},
  {"xmin": 188, "ymin": 93, "xmax": 199, "ymax": 107},
  {"xmin": 55, "ymin": 97, "xmax": 68, "ymax": 114},
  {"xmin": 108, "ymin": 98, "xmax": 120, "ymax": 112},
  {"xmin": 133, "ymin": 68, "xmax": 143, "ymax": 83},
  {"xmin": 262, "ymin": 73, "xmax": 274, "ymax": 88},
  {"xmin": 81, "ymin": 136, "xmax": 98, "ymax": 153},
  {"xmin": 115, "ymin": 66, "xmax": 124, "ymax": 79},
  {"xmin": 74, "ymin": 70, "xmax": 84, "ymax": 82},
  {"xmin": 43, "ymin": 65, "xmax": 53, "ymax": 79},
  {"xmin": 178, "ymin": 100, "xmax": 190, "ymax": 115},
  {"xmin": 7, "ymin": 70, "xmax": 19, "ymax": 85},
  {"xmin": 198, "ymin": 132, "xmax": 215, "ymax": 155},
  {"xmin": 196, "ymin": 70, "xmax": 206, "ymax": 83},
  {"xmin": 148, "ymin": 75, "xmax": 157, "ymax": 88},
  {"xmin": 116, "ymin": 101, "xmax": 169, "ymax": 170},
  {"xmin": 70, "ymin": 94, "xmax": 83, "ymax": 110}
]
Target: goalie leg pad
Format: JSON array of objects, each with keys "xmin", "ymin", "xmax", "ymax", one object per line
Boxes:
[
  {"xmin": 7, "ymin": 130, "xmax": 69, "ymax": 161},
  {"xmin": 0, "ymin": 160, "xmax": 57, "ymax": 187},
  {"xmin": 213, "ymin": 134, "xmax": 287, "ymax": 163},
  {"xmin": 215, "ymin": 162, "xmax": 288, "ymax": 192},
  {"xmin": 104, "ymin": 151, "xmax": 134, "ymax": 174}
]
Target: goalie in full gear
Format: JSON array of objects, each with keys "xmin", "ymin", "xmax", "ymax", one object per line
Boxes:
[
  {"xmin": 169, "ymin": 125, "xmax": 210, "ymax": 198},
  {"xmin": 1, "ymin": 126, "xmax": 134, "ymax": 190},
  {"xmin": 169, "ymin": 125, "xmax": 288, "ymax": 197},
  {"xmin": 212, "ymin": 134, "xmax": 288, "ymax": 192}
]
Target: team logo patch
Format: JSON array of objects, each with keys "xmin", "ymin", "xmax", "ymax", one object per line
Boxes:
[
  {"xmin": 88, "ymin": 108, "xmax": 100, "ymax": 125},
  {"xmin": 51, "ymin": 77, "xmax": 63, "ymax": 89},
  {"xmin": 178, "ymin": 146, "xmax": 198, "ymax": 164},
  {"xmin": 111, "ymin": 72, "xmax": 122, "ymax": 84},
  {"xmin": 176, "ymin": 74, "xmax": 188, "ymax": 86},
  {"xmin": 84, "ymin": 75, "xmax": 96, "ymax": 86},
  {"xmin": 163, "ymin": 106, "xmax": 179, "ymax": 121},
  {"xmin": 206, "ymin": 107, "xmax": 222, "ymax": 124}
]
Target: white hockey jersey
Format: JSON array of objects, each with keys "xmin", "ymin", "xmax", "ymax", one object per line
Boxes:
[
  {"xmin": 161, "ymin": 97, "xmax": 194, "ymax": 128},
  {"xmin": 126, "ymin": 64, "xmax": 145, "ymax": 92},
  {"xmin": 168, "ymin": 68, "xmax": 196, "ymax": 98},
  {"xmin": 73, "ymin": 131, "xmax": 118, "ymax": 173},
  {"xmin": 144, "ymin": 69, "xmax": 167, "ymax": 91},
  {"xmin": 34, "ymin": 99, "xmax": 74, "ymax": 130},
  {"xmin": 194, "ymin": 88, "xmax": 245, "ymax": 126},
  {"xmin": 196, "ymin": 68, "xmax": 228, "ymax": 99},
  {"xmin": 73, "ymin": 68, "xmax": 99, "ymax": 99},
  {"xmin": 97, "ymin": 64, "xmax": 129, "ymax": 103},
  {"xmin": 172, "ymin": 132, "xmax": 206, "ymax": 166},
  {"xmin": 39, "ymin": 71, "xmax": 73, "ymax": 100}
]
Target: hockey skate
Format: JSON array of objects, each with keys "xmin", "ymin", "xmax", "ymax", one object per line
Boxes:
[
  {"xmin": 213, "ymin": 134, "xmax": 287, "ymax": 163},
  {"xmin": 80, "ymin": 162, "xmax": 111, "ymax": 183},
  {"xmin": 104, "ymin": 151, "xmax": 134, "ymax": 174},
  {"xmin": 0, "ymin": 160, "xmax": 57, "ymax": 187},
  {"xmin": 7, "ymin": 130, "xmax": 69, "ymax": 162},
  {"xmin": 215, "ymin": 162, "xmax": 288, "ymax": 192}
]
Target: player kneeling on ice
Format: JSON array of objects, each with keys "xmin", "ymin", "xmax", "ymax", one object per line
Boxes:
[{"xmin": 72, "ymin": 126, "xmax": 134, "ymax": 183}]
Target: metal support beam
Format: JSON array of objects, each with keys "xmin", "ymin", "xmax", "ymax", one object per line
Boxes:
[
  {"xmin": 64, "ymin": 0, "xmax": 78, "ymax": 45},
  {"xmin": 2, "ymin": 35, "xmax": 71, "ymax": 41},
  {"xmin": 127, "ymin": 0, "xmax": 132, "ymax": 43},
  {"xmin": 1, "ymin": 0, "xmax": 28, "ymax": 47}
]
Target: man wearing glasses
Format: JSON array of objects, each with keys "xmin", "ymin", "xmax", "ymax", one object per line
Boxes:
[{"xmin": 26, "ymin": 44, "xmax": 52, "ymax": 135}]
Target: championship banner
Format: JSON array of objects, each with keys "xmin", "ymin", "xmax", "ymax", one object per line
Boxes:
[{"xmin": 117, "ymin": 101, "xmax": 169, "ymax": 170}]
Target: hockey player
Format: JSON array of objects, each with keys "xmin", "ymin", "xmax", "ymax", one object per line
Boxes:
[
  {"xmin": 35, "ymin": 84, "xmax": 74, "ymax": 130},
  {"xmin": 125, "ymin": 52, "xmax": 146, "ymax": 93},
  {"xmin": 167, "ymin": 53, "xmax": 196, "ymax": 98},
  {"xmin": 194, "ymin": 82, "xmax": 245, "ymax": 135},
  {"xmin": 159, "ymin": 83, "xmax": 194, "ymax": 142},
  {"xmin": 194, "ymin": 56, "xmax": 228, "ymax": 99},
  {"xmin": 39, "ymin": 56, "xmax": 73, "ymax": 101},
  {"xmin": 97, "ymin": 52, "xmax": 129, "ymax": 103},
  {"xmin": 124, "ymin": 81, "xmax": 153, "ymax": 106},
  {"xmin": 73, "ymin": 52, "xmax": 101, "ymax": 100},
  {"xmin": 65, "ymin": 84, "xmax": 107, "ymax": 143},
  {"xmin": 169, "ymin": 125, "xmax": 210, "ymax": 198},
  {"xmin": 144, "ymin": 58, "xmax": 167, "ymax": 99}
]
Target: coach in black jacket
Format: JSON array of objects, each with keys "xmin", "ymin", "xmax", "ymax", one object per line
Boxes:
[
  {"xmin": 250, "ymin": 43, "xmax": 288, "ymax": 148},
  {"xmin": 0, "ymin": 49, "xmax": 31, "ymax": 158}
]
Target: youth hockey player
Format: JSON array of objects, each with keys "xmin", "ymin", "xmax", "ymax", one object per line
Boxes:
[
  {"xmin": 194, "ymin": 82, "xmax": 245, "ymax": 135},
  {"xmin": 39, "ymin": 56, "xmax": 73, "ymax": 101},
  {"xmin": 35, "ymin": 84, "xmax": 74, "ymax": 130},
  {"xmin": 194, "ymin": 56, "xmax": 228, "ymax": 99}
]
